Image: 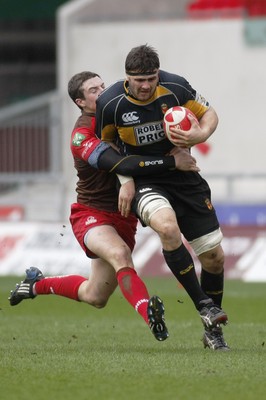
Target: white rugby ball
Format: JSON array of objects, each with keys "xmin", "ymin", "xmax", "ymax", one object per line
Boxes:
[{"xmin": 163, "ymin": 106, "xmax": 198, "ymax": 145}]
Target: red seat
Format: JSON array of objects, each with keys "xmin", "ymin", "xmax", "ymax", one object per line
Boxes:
[
  {"xmin": 188, "ymin": 0, "xmax": 245, "ymax": 10},
  {"xmin": 187, "ymin": 0, "xmax": 246, "ymax": 18},
  {"xmin": 247, "ymin": 0, "xmax": 266, "ymax": 17}
]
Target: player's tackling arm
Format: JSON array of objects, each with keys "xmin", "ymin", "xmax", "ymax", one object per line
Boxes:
[
  {"xmin": 71, "ymin": 125, "xmax": 178, "ymax": 175},
  {"xmin": 71, "ymin": 120, "xmax": 199, "ymax": 176},
  {"xmin": 97, "ymin": 147, "xmax": 176, "ymax": 176}
]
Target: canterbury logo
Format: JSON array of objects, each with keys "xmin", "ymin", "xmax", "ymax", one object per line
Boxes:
[{"xmin": 122, "ymin": 111, "xmax": 139, "ymax": 123}]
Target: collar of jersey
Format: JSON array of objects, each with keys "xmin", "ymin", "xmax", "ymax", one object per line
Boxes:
[{"xmin": 82, "ymin": 110, "xmax": 95, "ymax": 117}]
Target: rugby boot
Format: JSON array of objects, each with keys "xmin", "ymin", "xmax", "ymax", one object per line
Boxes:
[
  {"xmin": 9, "ymin": 267, "xmax": 44, "ymax": 306},
  {"xmin": 203, "ymin": 326, "xmax": 230, "ymax": 351},
  {"xmin": 147, "ymin": 295, "xmax": 169, "ymax": 341},
  {"xmin": 199, "ymin": 298, "xmax": 228, "ymax": 329}
]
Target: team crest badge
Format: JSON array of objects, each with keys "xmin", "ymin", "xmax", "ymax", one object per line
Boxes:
[
  {"xmin": 161, "ymin": 103, "xmax": 168, "ymax": 114},
  {"xmin": 72, "ymin": 132, "xmax": 85, "ymax": 146},
  {"xmin": 205, "ymin": 198, "xmax": 213, "ymax": 210}
]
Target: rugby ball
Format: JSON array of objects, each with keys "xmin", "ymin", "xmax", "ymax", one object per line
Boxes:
[{"xmin": 163, "ymin": 106, "xmax": 198, "ymax": 144}]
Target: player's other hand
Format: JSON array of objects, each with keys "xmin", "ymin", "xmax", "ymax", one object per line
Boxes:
[
  {"xmin": 170, "ymin": 147, "xmax": 200, "ymax": 172},
  {"xmin": 118, "ymin": 180, "xmax": 135, "ymax": 217}
]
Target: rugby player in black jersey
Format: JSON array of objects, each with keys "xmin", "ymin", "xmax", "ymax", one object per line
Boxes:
[
  {"xmin": 96, "ymin": 45, "xmax": 230, "ymax": 350},
  {"xmin": 9, "ymin": 71, "xmax": 199, "ymax": 342}
]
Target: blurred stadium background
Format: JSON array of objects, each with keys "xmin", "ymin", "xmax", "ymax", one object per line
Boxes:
[{"xmin": 0, "ymin": 0, "xmax": 266, "ymax": 281}]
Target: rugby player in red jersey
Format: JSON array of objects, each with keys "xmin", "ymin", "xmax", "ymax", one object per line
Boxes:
[{"xmin": 9, "ymin": 71, "xmax": 199, "ymax": 342}]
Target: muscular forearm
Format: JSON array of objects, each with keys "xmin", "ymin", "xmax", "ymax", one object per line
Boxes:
[
  {"xmin": 97, "ymin": 147, "xmax": 175, "ymax": 176},
  {"xmin": 199, "ymin": 106, "xmax": 219, "ymax": 141}
]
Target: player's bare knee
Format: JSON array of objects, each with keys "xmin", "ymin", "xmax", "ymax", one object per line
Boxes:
[
  {"xmin": 155, "ymin": 220, "xmax": 181, "ymax": 243},
  {"xmin": 91, "ymin": 298, "xmax": 109, "ymax": 309},
  {"xmin": 83, "ymin": 294, "xmax": 110, "ymax": 308},
  {"xmin": 211, "ymin": 246, "xmax": 225, "ymax": 272},
  {"xmin": 108, "ymin": 243, "xmax": 132, "ymax": 267},
  {"xmin": 200, "ymin": 246, "xmax": 224, "ymax": 273},
  {"xmin": 189, "ymin": 228, "xmax": 224, "ymax": 273}
]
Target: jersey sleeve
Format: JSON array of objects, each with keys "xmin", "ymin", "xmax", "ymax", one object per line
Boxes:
[
  {"xmin": 164, "ymin": 72, "xmax": 210, "ymax": 120},
  {"xmin": 180, "ymin": 77, "xmax": 210, "ymax": 119},
  {"xmin": 183, "ymin": 93, "xmax": 210, "ymax": 120},
  {"xmin": 71, "ymin": 125, "xmax": 110, "ymax": 164}
]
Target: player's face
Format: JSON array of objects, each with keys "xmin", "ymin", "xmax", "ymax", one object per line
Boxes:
[
  {"xmin": 127, "ymin": 71, "xmax": 159, "ymax": 101},
  {"xmin": 77, "ymin": 77, "xmax": 105, "ymax": 113}
]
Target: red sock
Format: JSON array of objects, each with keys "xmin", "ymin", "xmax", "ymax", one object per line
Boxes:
[
  {"xmin": 34, "ymin": 275, "xmax": 87, "ymax": 301},
  {"xmin": 116, "ymin": 267, "xmax": 149, "ymax": 324}
]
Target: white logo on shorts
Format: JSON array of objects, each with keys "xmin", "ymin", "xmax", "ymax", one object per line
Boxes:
[
  {"xmin": 139, "ymin": 187, "xmax": 152, "ymax": 193},
  {"xmin": 85, "ymin": 216, "xmax": 97, "ymax": 225}
]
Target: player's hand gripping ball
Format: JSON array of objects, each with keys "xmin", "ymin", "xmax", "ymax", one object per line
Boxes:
[{"xmin": 163, "ymin": 106, "xmax": 198, "ymax": 145}]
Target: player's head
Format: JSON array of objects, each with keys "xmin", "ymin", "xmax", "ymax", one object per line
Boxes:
[
  {"xmin": 125, "ymin": 44, "xmax": 160, "ymax": 101},
  {"xmin": 125, "ymin": 44, "xmax": 160, "ymax": 75},
  {"xmin": 68, "ymin": 71, "xmax": 105, "ymax": 112}
]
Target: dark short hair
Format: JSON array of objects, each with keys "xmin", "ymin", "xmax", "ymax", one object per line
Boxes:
[
  {"xmin": 68, "ymin": 71, "xmax": 100, "ymax": 106},
  {"xmin": 125, "ymin": 44, "xmax": 160, "ymax": 75}
]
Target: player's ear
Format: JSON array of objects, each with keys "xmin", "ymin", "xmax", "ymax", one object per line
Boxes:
[{"xmin": 75, "ymin": 98, "xmax": 85, "ymax": 108}]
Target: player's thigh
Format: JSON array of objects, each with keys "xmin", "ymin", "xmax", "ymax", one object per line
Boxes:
[
  {"xmin": 84, "ymin": 225, "xmax": 133, "ymax": 267},
  {"xmin": 150, "ymin": 207, "xmax": 179, "ymax": 234},
  {"xmin": 150, "ymin": 207, "xmax": 183, "ymax": 250},
  {"xmin": 135, "ymin": 186, "xmax": 182, "ymax": 238}
]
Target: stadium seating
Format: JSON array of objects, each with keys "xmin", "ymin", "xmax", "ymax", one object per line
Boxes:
[
  {"xmin": 186, "ymin": 0, "xmax": 266, "ymax": 18},
  {"xmin": 246, "ymin": 0, "xmax": 266, "ymax": 17},
  {"xmin": 187, "ymin": 0, "xmax": 246, "ymax": 18}
]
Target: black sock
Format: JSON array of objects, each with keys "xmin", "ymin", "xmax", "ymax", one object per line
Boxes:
[
  {"xmin": 163, "ymin": 243, "xmax": 209, "ymax": 309},
  {"xmin": 200, "ymin": 269, "xmax": 224, "ymax": 307}
]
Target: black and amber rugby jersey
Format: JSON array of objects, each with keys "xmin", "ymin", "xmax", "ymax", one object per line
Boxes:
[{"xmin": 96, "ymin": 70, "xmax": 210, "ymax": 157}]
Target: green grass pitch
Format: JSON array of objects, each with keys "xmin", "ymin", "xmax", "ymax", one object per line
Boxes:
[{"xmin": 1, "ymin": 276, "xmax": 266, "ymax": 400}]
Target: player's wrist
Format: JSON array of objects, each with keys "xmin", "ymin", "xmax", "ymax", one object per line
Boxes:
[
  {"xmin": 165, "ymin": 156, "xmax": 176, "ymax": 170},
  {"xmin": 116, "ymin": 174, "xmax": 134, "ymax": 185}
]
